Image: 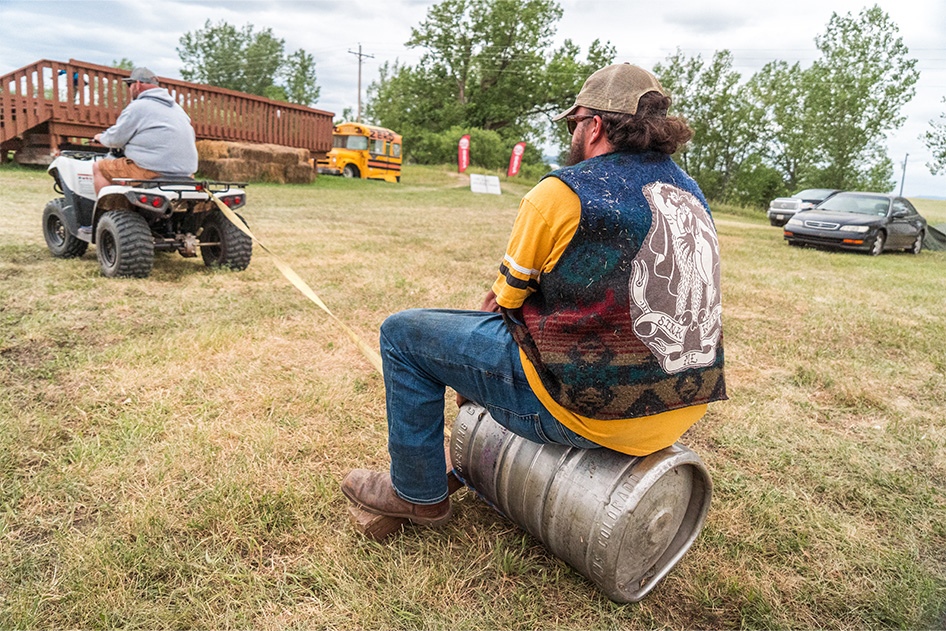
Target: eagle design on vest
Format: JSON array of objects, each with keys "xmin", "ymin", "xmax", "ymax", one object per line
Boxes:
[{"xmin": 631, "ymin": 182, "xmax": 722, "ymax": 374}]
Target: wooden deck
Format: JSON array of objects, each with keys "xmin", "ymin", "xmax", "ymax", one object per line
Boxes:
[{"xmin": 1, "ymin": 58, "xmax": 334, "ymax": 164}]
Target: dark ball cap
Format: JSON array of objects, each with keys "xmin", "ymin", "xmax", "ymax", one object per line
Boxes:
[{"xmin": 122, "ymin": 67, "xmax": 159, "ymax": 84}]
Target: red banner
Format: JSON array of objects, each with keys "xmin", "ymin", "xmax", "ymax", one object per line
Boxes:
[
  {"xmin": 458, "ymin": 135, "xmax": 471, "ymax": 173},
  {"xmin": 507, "ymin": 141, "xmax": 526, "ymax": 177}
]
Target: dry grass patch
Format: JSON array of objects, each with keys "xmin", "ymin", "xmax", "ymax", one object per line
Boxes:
[{"xmin": 1, "ymin": 164, "xmax": 944, "ymax": 629}]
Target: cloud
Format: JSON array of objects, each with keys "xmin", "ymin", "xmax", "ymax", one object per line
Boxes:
[
  {"xmin": 1, "ymin": 0, "xmax": 942, "ymax": 194},
  {"xmin": 666, "ymin": 11, "xmax": 751, "ymax": 36}
]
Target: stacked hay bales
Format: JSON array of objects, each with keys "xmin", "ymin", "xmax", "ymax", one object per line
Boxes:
[{"xmin": 196, "ymin": 141, "xmax": 314, "ymax": 184}]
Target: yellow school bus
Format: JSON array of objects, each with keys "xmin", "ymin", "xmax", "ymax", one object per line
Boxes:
[{"xmin": 316, "ymin": 122, "xmax": 402, "ymax": 183}]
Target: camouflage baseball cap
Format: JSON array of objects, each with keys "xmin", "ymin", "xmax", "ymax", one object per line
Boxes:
[{"xmin": 552, "ymin": 63, "xmax": 666, "ymax": 121}]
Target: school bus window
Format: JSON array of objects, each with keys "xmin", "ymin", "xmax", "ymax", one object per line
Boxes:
[
  {"xmin": 331, "ymin": 135, "xmax": 368, "ymax": 150},
  {"xmin": 347, "ymin": 136, "xmax": 369, "ymax": 151},
  {"xmin": 370, "ymin": 138, "xmax": 385, "ymax": 154},
  {"xmin": 392, "ymin": 143, "xmax": 401, "ymax": 158}
]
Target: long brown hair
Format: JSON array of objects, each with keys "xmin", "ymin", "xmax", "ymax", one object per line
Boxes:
[{"xmin": 594, "ymin": 92, "xmax": 693, "ymax": 155}]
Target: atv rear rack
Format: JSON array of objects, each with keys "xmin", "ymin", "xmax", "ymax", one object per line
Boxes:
[{"xmin": 111, "ymin": 178, "xmax": 248, "ymax": 193}]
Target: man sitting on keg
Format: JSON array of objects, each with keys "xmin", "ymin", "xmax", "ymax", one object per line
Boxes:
[
  {"xmin": 341, "ymin": 63, "xmax": 727, "ymax": 528},
  {"xmin": 92, "ymin": 67, "xmax": 198, "ymax": 194}
]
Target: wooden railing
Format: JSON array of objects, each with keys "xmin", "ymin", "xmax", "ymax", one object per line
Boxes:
[{"xmin": 1, "ymin": 58, "xmax": 334, "ymax": 160}]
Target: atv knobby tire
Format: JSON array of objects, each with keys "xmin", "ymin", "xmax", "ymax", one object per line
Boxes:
[
  {"xmin": 43, "ymin": 198, "xmax": 88, "ymax": 258},
  {"xmin": 199, "ymin": 209, "xmax": 252, "ymax": 270},
  {"xmin": 95, "ymin": 210, "xmax": 154, "ymax": 278}
]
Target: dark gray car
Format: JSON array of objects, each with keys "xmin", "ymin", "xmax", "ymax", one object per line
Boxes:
[{"xmin": 783, "ymin": 192, "xmax": 926, "ymax": 256}]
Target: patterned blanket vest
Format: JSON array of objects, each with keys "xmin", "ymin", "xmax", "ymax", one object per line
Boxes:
[{"xmin": 503, "ymin": 152, "xmax": 727, "ymax": 420}]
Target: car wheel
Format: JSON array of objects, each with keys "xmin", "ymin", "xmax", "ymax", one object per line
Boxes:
[
  {"xmin": 43, "ymin": 198, "xmax": 88, "ymax": 258},
  {"xmin": 95, "ymin": 211, "xmax": 154, "ymax": 278},
  {"xmin": 868, "ymin": 231, "xmax": 886, "ymax": 256},
  {"xmin": 343, "ymin": 164, "xmax": 359, "ymax": 178},
  {"xmin": 199, "ymin": 209, "xmax": 253, "ymax": 270},
  {"xmin": 908, "ymin": 231, "xmax": 923, "ymax": 255}
]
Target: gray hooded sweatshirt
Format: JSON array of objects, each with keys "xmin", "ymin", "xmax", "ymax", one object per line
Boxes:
[{"xmin": 99, "ymin": 87, "xmax": 198, "ymax": 177}]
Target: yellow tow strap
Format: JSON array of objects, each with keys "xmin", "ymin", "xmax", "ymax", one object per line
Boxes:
[{"xmin": 209, "ymin": 193, "xmax": 384, "ymax": 374}]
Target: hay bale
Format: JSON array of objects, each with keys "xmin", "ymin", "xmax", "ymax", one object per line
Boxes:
[
  {"xmin": 272, "ymin": 147, "xmax": 306, "ymax": 167},
  {"xmin": 285, "ymin": 163, "xmax": 314, "ymax": 184},
  {"xmin": 197, "ymin": 159, "xmax": 222, "ymax": 180},
  {"xmin": 259, "ymin": 163, "xmax": 286, "ymax": 184},
  {"xmin": 196, "ymin": 140, "xmax": 230, "ymax": 161},
  {"xmin": 196, "ymin": 141, "xmax": 314, "ymax": 184},
  {"xmin": 212, "ymin": 159, "xmax": 253, "ymax": 183},
  {"xmin": 229, "ymin": 143, "xmax": 273, "ymax": 163}
]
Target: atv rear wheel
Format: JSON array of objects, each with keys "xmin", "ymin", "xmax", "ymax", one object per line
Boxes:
[
  {"xmin": 96, "ymin": 211, "xmax": 154, "ymax": 278},
  {"xmin": 199, "ymin": 210, "xmax": 252, "ymax": 270},
  {"xmin": 43, "ymin": 198, "xmax": 88, "ymax": 258}
]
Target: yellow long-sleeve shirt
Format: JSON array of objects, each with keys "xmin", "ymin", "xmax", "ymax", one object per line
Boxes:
[{"xmin": 492, "ymin": 176, "xmax": 706, "ymax": 456}]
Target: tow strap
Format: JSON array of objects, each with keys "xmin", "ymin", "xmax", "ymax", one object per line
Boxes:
[{"xmin": 209, "ymin": 193, "xmax": 384, "ymax": 374}]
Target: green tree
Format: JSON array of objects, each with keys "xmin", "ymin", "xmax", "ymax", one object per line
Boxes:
[
  {"xmin": 655, "ymin": 49, "xmax": 762, "ymax": 202},
  {"xmin": 653, "ymin": 5, "xmax": 917, "ymax": 207},
  {"xmin": 178, "ymin": 21, "xmax": 250, "ymax": 91},
  {"xmin": 284, "ymin": 49, "xmax": 320, "ymax": 106},
  {"xmin": 364, "ymin": 0, "xmax": 614, "ymax": 161},
  {"xmin": 335, "ymin": 107, "xmax": 356, "ymax": 126},
  {"xmin": 177, "ymin": 20, "xmax": 320, "ymax": 106},
  {"xmin": 111, "ymin": 58, "xmax": 134, "ymax": 71},
  {"xmin": 924, "ymin": 98, "xmax": 946, "ymax": 175},
  {"xmin": 241, "ymin": 27, "xmax": 284, "ymax": 96},
  {"xmin": 745, "ymin": 60, "xmax": 819, "ymax": 193},
  {"xmin": 804, "ymin": 5, "xmax": 918, "ymax": 191}
]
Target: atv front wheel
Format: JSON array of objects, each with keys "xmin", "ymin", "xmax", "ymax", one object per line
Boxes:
[
  {"xmin": 43, "ymin": 198, "xmax": 88, "ymax": 258},
  {"xmin": 96, "ymin": 211, "xmax": 154, "ymax": 278},
  {"xmin": 199, "ymin": 210, "xmax": 252, "ymax": 270}
]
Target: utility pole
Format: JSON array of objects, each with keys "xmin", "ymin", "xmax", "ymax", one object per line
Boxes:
[
  {"xmin": 348, "ymin": 43, "xmax": 374, "ymax": 122},
  {"xmin": 898, "ymin": 153, "xmax": 909, "ymax": 196}
]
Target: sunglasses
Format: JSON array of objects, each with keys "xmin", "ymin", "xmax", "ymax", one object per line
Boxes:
[{"xmin": 565, "ymin": 114, "xmax": 596, "ymax": 135}]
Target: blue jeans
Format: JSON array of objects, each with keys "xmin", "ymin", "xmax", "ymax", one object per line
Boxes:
[{"xmin": 379, "ymin": 309, "xmax": 599, "ymax": 504}]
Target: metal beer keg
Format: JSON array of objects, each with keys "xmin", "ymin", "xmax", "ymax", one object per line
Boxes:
[{"xmin": 450, "ymin": 403, "xmax": 712, "ymax": 603}]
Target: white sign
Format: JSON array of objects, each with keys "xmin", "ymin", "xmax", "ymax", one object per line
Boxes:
[{"xmin": 470, "ymin": 174, "xmax": 502, "ymax": 195}]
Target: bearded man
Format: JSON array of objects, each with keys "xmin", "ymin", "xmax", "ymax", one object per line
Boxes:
[{"xmin": 342, "ymin": 63, "xmax": 727, "ymax": 528}]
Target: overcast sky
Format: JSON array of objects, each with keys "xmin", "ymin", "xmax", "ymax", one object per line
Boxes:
[{"xmin": 1, "ymin": 0, "xmax": 944, "ymax": 197}]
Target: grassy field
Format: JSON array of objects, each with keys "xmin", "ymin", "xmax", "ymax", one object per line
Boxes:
[{"xmin": 1, "ymin": 163, "xmax": 944, "ymax": 629}]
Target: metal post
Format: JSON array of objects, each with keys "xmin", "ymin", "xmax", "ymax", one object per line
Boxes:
[
  {"xmin": 348, "ymin": 44, "xmax": 375, "ymax": 122},
  {"xmin": 899, "ymin": 153, "xmax": 909, "ymax": 196}
]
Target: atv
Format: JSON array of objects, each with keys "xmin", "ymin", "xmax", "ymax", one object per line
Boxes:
[{"xmin": 43, "ymin": 150, "xmax": 252, "ymax": 278}]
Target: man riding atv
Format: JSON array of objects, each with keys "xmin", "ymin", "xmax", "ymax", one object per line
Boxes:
[
  {"xmin": 92, "ymin": 66, "xmax": 198, "ymax": 193},
  {"xmin": 42, "ymin": 66, "xmax": 252, "ymax": 278}
]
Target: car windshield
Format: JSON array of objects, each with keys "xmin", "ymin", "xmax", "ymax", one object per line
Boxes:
[
  {"xmin": 332, "ymin": 135, "xmax": 368, "ymax": 150},
  {"xmin": 818, "ymin": 195, "xmax": 889, "ymax": 216},
  {"xmin": 795, "ymin": 188, "xmax": 835, "ymax": 199}
]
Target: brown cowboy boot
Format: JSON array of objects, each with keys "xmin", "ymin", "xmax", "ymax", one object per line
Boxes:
[{"xmin": 341, "ymin": 469, "xmax": 452, "ymax": 527}]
